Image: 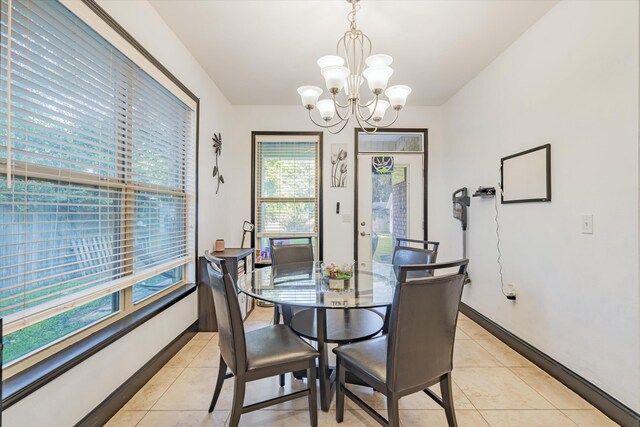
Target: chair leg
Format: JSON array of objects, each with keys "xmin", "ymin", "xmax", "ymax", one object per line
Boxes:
[
  {"xmin": 441, "ymin": 372, "xmax": 458, "ymax": 427},
  {"xmin": 382, "ymin": 305, "xmax": 391, "ymax": 334},
  {"xmin": 387, "ymin": 393, "xmax": 400, "ymax": 427},
  {"xmin": 208, "ymin": 355, "xmax": 227, "ymax": 413},
  {"xmin": 228, "ymin": 376, "xmax": 246, "ymax": 427},
  {"xmin": 335, "ymin": 357, "xmax": 345, "ymax": 423},
  {"xmin": 279, "ymin": 373, "xmax": 285, "ymax": 387},
  {"xmin": 273, "ymin": 304, "xmax": 281, "ymax": 324},
  {"xmin": 307, "ymin": 359, "xmax": 318, "ymax": 427}
]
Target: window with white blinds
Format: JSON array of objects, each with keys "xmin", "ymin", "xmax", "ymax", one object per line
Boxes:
[
  {"xmin": 253, "ymin": 134, "xmax": 321, "ymax": 261},
  {"xmin": 0, "ymin": 0, "xmax": 196, "ymax": 335}
]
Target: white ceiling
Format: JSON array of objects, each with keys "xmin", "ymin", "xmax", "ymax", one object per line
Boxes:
[{"xmin": 151, "ymin": 0, "xmax": 558, "ymax": 106}]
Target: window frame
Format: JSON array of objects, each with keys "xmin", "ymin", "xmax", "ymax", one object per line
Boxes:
[
  {"xmin": 0, "ymin": 0, "xmax": 200, "ymax": 375},
  {"xmin": 250, "ymin": 131, "xmax": 323, "ymax": 263}
]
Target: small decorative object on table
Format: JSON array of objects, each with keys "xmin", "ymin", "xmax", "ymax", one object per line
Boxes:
[
  {"xmin": 321, "ymin": 262, "xmax": 354, "ymax": 290},
  {"xmin": 214, "ymin": 239, "xmax": 225, "ymax": 252}
]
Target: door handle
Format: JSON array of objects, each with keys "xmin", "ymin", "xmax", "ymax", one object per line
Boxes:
[{"xmin": 360, "ymin": 232, "xmax": 371, "ymax": 236}]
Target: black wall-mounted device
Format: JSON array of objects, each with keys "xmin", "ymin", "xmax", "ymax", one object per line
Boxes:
[
  {"xmin": 452, "ymin": 188, "xmax": 472, "ymax": 285},
  {"xmin": 452, "ymin": 188, "xmax": 470, "ymax": 231},
  {"xmin": 473, "ymin": 186, "xmax": 496, "ymax": 198}
]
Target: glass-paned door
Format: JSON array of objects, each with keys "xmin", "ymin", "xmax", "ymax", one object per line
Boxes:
[{"xmin": 357, "ymin": 154, "xmax": 423, "ymax": 263}]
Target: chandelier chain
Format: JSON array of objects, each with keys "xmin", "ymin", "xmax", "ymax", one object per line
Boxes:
[{"xmin": 348, "ymin": 0, "xmax": 360, "ymax": 32}]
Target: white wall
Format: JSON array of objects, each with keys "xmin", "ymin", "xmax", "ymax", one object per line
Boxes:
[
  {"xmin": 437, "ymin": 0, "xmax": 639, "ymax": 411},
  {"xmin": 225, "ymin": 106, "xmax": 445, "ymax": 261},
  {"xmin": 4, "ymin": 1, "xmax": 233, "ymax": 424}
]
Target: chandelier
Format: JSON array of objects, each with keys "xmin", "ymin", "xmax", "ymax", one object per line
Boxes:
[{"xmin": 297, "ymin": 0, "xmax": 412, "ymax": 134}]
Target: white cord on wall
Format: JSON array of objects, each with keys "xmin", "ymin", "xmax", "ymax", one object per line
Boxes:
[{"xmin": 495, "ymin": 167, "xmax": 509, "ymax": 297}]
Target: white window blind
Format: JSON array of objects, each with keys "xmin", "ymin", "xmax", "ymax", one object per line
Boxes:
[
  {"xmin": 254, "ymin": 134, "xmax": 320, "ymax": 257},
  {"xmin": 0, "ymin": 0, "xmax": 196, "ymax": 334}
]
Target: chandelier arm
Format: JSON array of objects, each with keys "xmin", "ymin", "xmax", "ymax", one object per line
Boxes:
[
  {"xmin": 307, "ymin": 109, "xmax": 348, "ymax": 129},
  {"xmin": 332, "ymin": 93, "xmax": 352, "ymax": 122},
  {"xmin": 354, "ymin": 109, "xmax": 378, "ymax": 135},
  {"xmin": 358, "ymin": 32, "xmax": 372, "ymax": 76},
  {"xmin": 327, "ymin": 119, "xmax": 351, "ymax": 135},
  {"xmin": 356, "ymin": 106, "xmax": 400, "ymax": 130},
  {"xmin": 358, "ymin": 96, "xmax": 379, "ymax": 108},
  {"xmin": 332, "ymin": 94, "xmax": 351, "ymax": 110},
  {"xmin": 355, "ymin": 32, "xmax": 363, "ymax": 78},
  {"xmin": 339, "ymin": 31, "xmax": 352, "ymax": 74},
  {"xmin": 356, "ymin": 95, "xmax": 379, "ymax": 122},
  {"xmin": 377, "ymin": 109, "xmax": 401, "ymax": 128}
]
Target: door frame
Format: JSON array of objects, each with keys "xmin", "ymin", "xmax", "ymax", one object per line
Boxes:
[{"xmin": 353, "ymin": 128, "xmax": 428, "ymax": 261}]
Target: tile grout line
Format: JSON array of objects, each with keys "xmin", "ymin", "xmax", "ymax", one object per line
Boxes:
[
  {"xmin": 146, "ymin": 364, "xmax": 187, "ymax": 413},
  {"xmin": 465, "ymin": 322, "xmax": 585, "ymax": 424},
  {"xmin": 462, "ymin": 321, "xmax": 568, "ymax": 420},
  {"xmin": 456, "ymin": 331, "xmax": 493, "ymax": 419},
  {"xmin": 145, "ymin": 335, "xmax": 208, "ymax": 413},
  {"xmin": 505, "ymin": 365, "xmax": 566, "ymax": 411}
]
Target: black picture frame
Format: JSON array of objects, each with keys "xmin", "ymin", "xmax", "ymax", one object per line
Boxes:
[{"xmin": 500, "ymin": 144, "xmax": 551, "ymax": 204}]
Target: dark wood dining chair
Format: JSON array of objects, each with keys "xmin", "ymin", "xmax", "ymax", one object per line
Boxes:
[
  {"xmin": 373, "ymin": 238, "xmax": 441, "ymax": 333},
  {"xmin": 270, "ymin": 236, "xmax": 314, "ymax": 325},
  {"xmin": 204, "ymin": 251, "xmax": 319, "ymax": 427},
  {"xmin": 392, "ymin": 238, "xmax": 440, "ymax": 279},
  {"xmin": 333, "ymin": 259, "xmax": 469, "ymax": 427}
]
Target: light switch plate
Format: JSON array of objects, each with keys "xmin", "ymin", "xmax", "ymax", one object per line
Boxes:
[
  {"xmin": 581, "ymin": 214, "xmax": 593, "ymax": 234},
  {"xmin": 343, "ymin": 213, "xmax": 353, "ymax": 223}
]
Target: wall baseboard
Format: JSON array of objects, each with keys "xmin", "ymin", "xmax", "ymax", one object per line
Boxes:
[
  {"xmin": 75, "ymin": 321, "xmax": 198, "ymax": 427},
  {"xmin": 459, "ymin": 303, "xmax": 640, "ymax": 427}
]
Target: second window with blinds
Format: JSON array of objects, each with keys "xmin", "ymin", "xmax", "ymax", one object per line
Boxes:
[{"xmin": 251, "ymin": 132, "xmax": 323, "ymax": 263}]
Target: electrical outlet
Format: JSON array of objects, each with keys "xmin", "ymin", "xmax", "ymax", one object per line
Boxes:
[{"xmin": 581, "ymin": 214, "xmax": 593, "ymax": 234}]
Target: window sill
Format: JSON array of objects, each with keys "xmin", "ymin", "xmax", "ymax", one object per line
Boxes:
[{"xmin": 2, "ymin": 283, "xmax": 196, "ymax": 410}]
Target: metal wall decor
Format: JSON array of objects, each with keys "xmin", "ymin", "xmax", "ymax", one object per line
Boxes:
[
  {"xmin": 212, "ymin": 133, "xmax": 224, "ymax": 194},
  {"xmin": 331, "ymin": 144, "xmax": 348, "ymax": 187}
]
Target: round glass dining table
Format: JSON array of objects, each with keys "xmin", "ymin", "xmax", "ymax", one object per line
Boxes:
[{"xmin": 237, "ymin": 261, "xmax": 398, "ymax": 411}]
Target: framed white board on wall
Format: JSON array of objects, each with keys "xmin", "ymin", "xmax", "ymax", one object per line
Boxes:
[{"xmin": 501, "ymin": 144, "xmax": 551, "ymax": 204}]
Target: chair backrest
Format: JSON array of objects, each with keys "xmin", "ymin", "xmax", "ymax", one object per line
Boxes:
[
  {"xmin": 392, "ymin": 246, "xmax": 437, "ymax": 279},
  {"xmin": 395, "ymin": 238, "xmax": 440, "ymax": 253},
  {"xmin": 386, "ymin": 259, "xmax": 468, "ymax": 393},
  {"xmin": 204, "ymin": 250, "xmax": 247, "ymax": 375},
  {"xmin": 270, "ymin": 237, "xmax": 314, "ymax": 275}
]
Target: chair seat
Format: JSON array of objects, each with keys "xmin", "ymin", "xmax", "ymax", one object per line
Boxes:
[
  {"xmin": 246, "ymin": 324, "xmax": 318, "ymax": 370},
  {"xmin": 333, "ymin": 336, "xmax": 387, "ymax": 385}
]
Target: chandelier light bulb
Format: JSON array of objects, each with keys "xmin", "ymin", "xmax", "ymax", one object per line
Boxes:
[
  {"xmin": 316, "ymin": 99, "xmax": 336, "ymax": 121},
  {"xmin": 297, "ymin": 85, "xmax": 323, "ymax": 109},
  {"xmin": 321, "ymin": 65, "xmax": 350, "ymax": 94},
  {"xmin": 365, "ymin": 54, "xmax": 393, "ymax": 68},
  {"xmin": 368, "ymin": 99, "xmax": 390, "ymax": 122},
  {"xmin": 385, "ymin": 85, "xmax": 412, "ymax": 110},
  {"xmin": 317, "ymin": 55, "xmax": 345, "ymax": 69},
  {"xmin": 362, "ymin": 65, "xmax": 394, "ymax": 94}
]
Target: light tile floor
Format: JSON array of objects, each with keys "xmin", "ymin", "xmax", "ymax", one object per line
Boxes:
[{"xmin": 106, "ymin": 307, "xmax": 619, "ymax": 427}]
